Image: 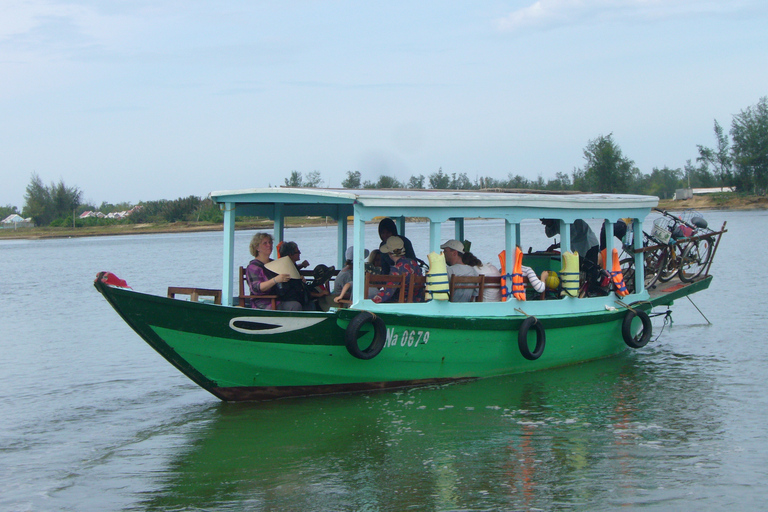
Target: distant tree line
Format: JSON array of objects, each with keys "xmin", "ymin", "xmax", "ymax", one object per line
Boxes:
[
  {"xmin": 12, "ymin": 96, "xmax": 767, "ymax": 227},
  {"xmin": 18, "ymin": 174, "xmax": 223, "ymax": 227}
]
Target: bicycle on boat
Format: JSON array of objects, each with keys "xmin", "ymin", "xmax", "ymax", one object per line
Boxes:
[
  {"xmin": 653, "ymin": 208, "xmax": 715, "ymax": 283},
  {"xmin": 619, "ymin": 208, "xmax": 717, "ymax": 293}
]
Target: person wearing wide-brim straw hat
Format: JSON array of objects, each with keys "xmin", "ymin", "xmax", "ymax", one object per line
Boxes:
[
  {"xmin": 244, "ymin": 233, "xmax": 299, "ymax": 311},
  {"xmin": 264, "ymin": 256, "xmax": 308, "ymax": 311},
  {"xmin": 265, "ymin": 256, "xmax": 302, "ymax": 279}
]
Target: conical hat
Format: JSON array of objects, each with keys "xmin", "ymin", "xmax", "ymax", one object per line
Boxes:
[{"xmin": 264, "ymin": 256, "xmax": 301, "ymax": 279}]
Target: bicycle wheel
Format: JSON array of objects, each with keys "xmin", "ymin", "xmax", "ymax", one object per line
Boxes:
[
  {"xmin": 658, "ymin": 245, "xmax": 680, "ymax": 282},
  {"xmin": 698, "ymin": 237, "xmax": 714, "ymax": 276},
  {"xmin": 679, "ymin": 238, "xmax": 712, "ymax": 282},
  {"xmin": 644, "ymin": 248, "xmax": 667, "ymax": 289}
]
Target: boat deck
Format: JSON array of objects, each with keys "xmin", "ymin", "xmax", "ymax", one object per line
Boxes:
[{"xmin": 647, "ymin": 275, "xmax": 713, "ymax": 307}]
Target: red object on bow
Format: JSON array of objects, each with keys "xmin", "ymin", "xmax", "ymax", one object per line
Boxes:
[{"xmin": 96, "ymin": 271, "xmax": 131, "ymax": 289}]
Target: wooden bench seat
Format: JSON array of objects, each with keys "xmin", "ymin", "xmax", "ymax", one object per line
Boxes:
[
  {"xmin": 167, "ymin": 287, "xmax": 222, "ymax": 305},
  {"xmin": 238, "ymin": 266, "xmax": 278, "ymax": 309},
  {"xmin": 364, "ymin": 273, "xmax": 407, "ymax": 303}
]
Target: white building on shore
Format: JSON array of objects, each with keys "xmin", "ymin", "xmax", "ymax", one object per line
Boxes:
[{"xmin": 1, "ymin": 214, "xmax": 33, "ymax": 229}]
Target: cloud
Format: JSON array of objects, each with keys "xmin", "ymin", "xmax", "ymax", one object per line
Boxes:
[
  {"xmin": 2, "ymin": 1, "xmax": 92, "ymax": 40},
  {"xmin": 1, "ymin": 0, "xmax": 138, "ymax": 58},
  {"xmin": 495, "ymin": 0, "xmax": 751, "ymax": 32}
]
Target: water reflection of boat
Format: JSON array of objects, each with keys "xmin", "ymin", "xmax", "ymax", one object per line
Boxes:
[
  {"xmin": 136, "ymin": 355, "xmax": 723, "ymax": 511},
  {"xmin": 94, "ymin": 188, "xmax": 717, "ymax": 401}
]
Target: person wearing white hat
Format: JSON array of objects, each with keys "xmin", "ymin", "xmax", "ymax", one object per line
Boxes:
[{"xmin": 440, "ymin": 239, "xmax": 479, "ymax": 302}]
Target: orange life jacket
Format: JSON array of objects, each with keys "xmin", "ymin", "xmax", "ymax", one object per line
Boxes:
[
  {"xmin": 602, "ymin": 248, "xmax": 629, "ymax": 297},
  {"xmin": 498, "ymin": 248, "xmax": 526, "ymax": 301},
  {"xmin": 512, "ymin": 247, "xmax": 526, "ymax": 301},
  {"xmin": 498, "ymin": 250, "xmax": 507, "ymax": 301}
]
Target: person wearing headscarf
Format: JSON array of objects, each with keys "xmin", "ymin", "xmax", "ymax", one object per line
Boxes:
[
  {"xmin": 372, "ymin": 236, "xmax": 424, "ymax": 303},
  {"xmin": 378, "ymin": 217, "xmax": 417, "ymax": 274}
]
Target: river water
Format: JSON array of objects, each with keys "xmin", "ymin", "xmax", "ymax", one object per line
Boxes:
[{"xmin": 1, "ymin": 210, "xmax": 767, "ymax": 511}]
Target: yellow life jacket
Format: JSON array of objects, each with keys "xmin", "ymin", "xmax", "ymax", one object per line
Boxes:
[
  {"xmin": 512, "ymin": 247, "xmax": 526, "ymax": 301},
  {"xmin": 426, "ymin": 252, "xmax": 449, "ymax": 300},
  {"xmin": 561, "ymin": 251, "xmax": 580, "ymax": 297}
]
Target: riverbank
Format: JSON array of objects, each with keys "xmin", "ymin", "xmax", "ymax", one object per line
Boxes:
[
  {"xmin": 2, "ymin": 194, "xmax": 764, "ymax": 240},
  {"xmin": 0, "ymin": 217, "xmax": 334, "ymax": 240},
  {"xmin": 657, "ymin": 193, "xmax": 768, "ymax": 211}
]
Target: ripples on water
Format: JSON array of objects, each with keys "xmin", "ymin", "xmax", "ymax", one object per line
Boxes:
[{"xmin": 1, "ymin": 211, "xmax": 767, "ymax": 511}]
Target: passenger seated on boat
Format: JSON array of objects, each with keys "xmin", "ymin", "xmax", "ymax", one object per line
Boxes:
[
  {"xmin": 265, "ymin": 256, "xmax": 314, "ymax": 311},
  {"xmin": 334, "ymin": 246, "xmax": 378, "ymax": 303},
  {"xmin": 245, "ymin": 233, "xmax": 294, "ymax": 310},
  {"xmin": 277, "ymin": 241, "xmax": 310, "ymax": 270},
  {"xmin": 372, "ymin": 236, "xmax": 425, "ymax": 303},
  {"xmin": 462, "ymin": 248, "xmax": 502, "ymax": 302},
  {"xmin": 365, "ymin": 249, "xmax": 384, "ymax": 275},
  {"xmin": 440, "ymin": 239, "xmax": 478, "ymax": 302},
  {"xmin": 378, "ymin": 218, "xmax": 418, "ymax": 274},
  {"xmin": 522, "ymin": 267, "xmax": 548, "ymax": 297}
]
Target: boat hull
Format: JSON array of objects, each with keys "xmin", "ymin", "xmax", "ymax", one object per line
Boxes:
[{"xmin": 95, "ymin": 279, "xmax": 663, "ymax": 401}]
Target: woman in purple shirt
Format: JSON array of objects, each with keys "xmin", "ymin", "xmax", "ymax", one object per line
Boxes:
[{"xmin": 244, "ymin": 233, "xmax": 296, "ymax": 310}]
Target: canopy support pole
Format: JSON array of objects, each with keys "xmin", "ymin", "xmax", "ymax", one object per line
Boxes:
[{"xmin": 222, "ymin": 202, "xmax": 236, "ymax": 306}]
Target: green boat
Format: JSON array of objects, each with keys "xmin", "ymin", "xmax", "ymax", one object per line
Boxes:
[{"xmin": 94, "ymin": 188, "xmax": 719, "ymax": 401}]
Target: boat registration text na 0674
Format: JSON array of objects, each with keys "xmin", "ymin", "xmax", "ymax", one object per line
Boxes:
[{"xmin": 385, "ymin": 328, "xmax": 431, "ymax": 348}]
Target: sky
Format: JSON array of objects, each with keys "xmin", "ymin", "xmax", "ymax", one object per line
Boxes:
[{"xmin": 2, "ymin": 0, "xmax": 767, "ymax": 209}]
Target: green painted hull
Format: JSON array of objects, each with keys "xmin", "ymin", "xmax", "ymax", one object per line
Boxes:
[{"xmin": 95, "ymin": 278, "xmax": 677, "ymax": 402}]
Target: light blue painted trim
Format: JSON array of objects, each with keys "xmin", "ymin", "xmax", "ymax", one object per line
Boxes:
[
  {"xmin": 210, "ymin": 189, "xmax": 658, "ymax": 214},
  {"xmin": 356, "ymin": 206, "xmax": 650, "ymax": 224},
  {"xmin": 429, "ymin": 221, "xmax": 442, "ymax": 254},
  {"xmin": 633, "ymin": 217, "xmax": 644, "ymax": 292},
  {"xmin": 273, "ymin": 204, "xmax": 284, "ymax": 259},
  {"xmin": 351, "ymin": 204, "xmax": 366, "ymax": 307},
  {"xmin": 358, "ymin": 292, "xmax": 629, "ymax": 317},
  {"xmin": 395, "ymin": 216, "xmax": 405, "ymax": 237},
  {"xmin": 604, "ymin": 219, "xmax": 614, "ymax": 257},
  {"xmin": 561, "ymin": 220, "xmax": 571, "ymax": 253},
  {"xmin": 454, "ymin": 218, "xmax": 464, "ymax": 242},
  {"xmin": 504, "ymin": 221, "xmax": 515, "ymax": 299},
  {"xmin": 222, "ymin": 202, "xmax": 236, "ymax": 306},
  {"xmin": 337, "ymin": 205, "xmax": 347, "ymax": 269}
]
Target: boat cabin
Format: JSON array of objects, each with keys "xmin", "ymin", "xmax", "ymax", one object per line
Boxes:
[{"xmin": 210, "ymin": 188, "xmax": 657, "ymax": 316}]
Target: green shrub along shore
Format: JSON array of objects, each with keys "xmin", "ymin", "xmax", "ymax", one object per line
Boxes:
[{"xmin": 2, "ymin": 193, "xmax": 764, "ymax": 240}]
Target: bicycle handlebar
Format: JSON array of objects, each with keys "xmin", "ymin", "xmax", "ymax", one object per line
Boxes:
[{"xmin": 653, "ymin": 207, "xmax": 710, "ymax": 232}]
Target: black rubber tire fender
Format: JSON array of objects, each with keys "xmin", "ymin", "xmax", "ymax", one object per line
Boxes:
[
  {"xmin": 345, "ymin": 311, "xmax": 387, "ymax": 360},
  {"xmin": 518, "ymin": 316, "xmax": 545, "ymax": 361},
  {"xmin": 622, "ymin": 309, "xmax": 652, "ymax": 348}
]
